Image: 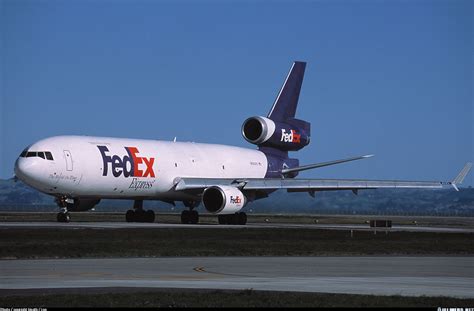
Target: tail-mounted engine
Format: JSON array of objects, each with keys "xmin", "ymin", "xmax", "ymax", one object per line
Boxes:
[
  {"xmin": 242, "ymin": 116, "xmax": 310, "ymax": 151},
  {"xmin": 202, "ymin": 185, "xmax": 246, "ymax": 215}
]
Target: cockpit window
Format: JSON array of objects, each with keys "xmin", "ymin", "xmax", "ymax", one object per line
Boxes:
[
  {"xmin": 20, "ymin": 150, "xmax": 54, "ymax": 161},
  {"xmin": 45, "ymin": 152, "xmax": 54, "ymax": 160}
]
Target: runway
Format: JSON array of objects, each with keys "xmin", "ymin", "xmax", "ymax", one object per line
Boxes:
[
  {"xmin": 1, "ymin": 257, "xmax": 473, "ymax": 298},
  {"xmin": 0, "ymin": 221, "xmax": 473, "ymax": 233}
]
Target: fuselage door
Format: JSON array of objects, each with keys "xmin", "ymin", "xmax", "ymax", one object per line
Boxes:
[{"xmin": 64, "ymin": 150, "xmax": 73, "ymax": 171}]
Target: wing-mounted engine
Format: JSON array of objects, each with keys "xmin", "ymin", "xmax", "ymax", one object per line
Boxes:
[
  {"xmin": 202, "ymin": 185, "xmax": 246, "ymax": 215},
  {"xmin": 242, "ymin": 116, "xmax": 310, "ymax": 151}
]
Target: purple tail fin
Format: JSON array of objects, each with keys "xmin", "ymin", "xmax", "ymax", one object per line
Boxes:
[
  {"xmin": 267, "ymin": 61, "xmax": 306, "ymax": 122},
  {"xmin": 259, "ymin": 61, "xmax": 310, "ymax": 178}
]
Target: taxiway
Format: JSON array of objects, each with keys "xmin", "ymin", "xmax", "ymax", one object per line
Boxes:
[
  {"xmin": 0, "ymin": 221, "xmax": 473, "ymax": 233},
  {"xmin": 1, "ymin": 257, "xmax": 472, "ymax": 298}
]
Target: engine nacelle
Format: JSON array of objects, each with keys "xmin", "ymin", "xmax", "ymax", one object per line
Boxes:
[
  {"xmin": 241, "ymin": 116, "xmax": 310, "ymax": 151},
  {"xmin": 241, "ymin": 116, "xmax": 276, "ymax": 145},
  {"xmin": 202, "ymin": 186, "xmax": 246, "ymax": 215},
  {"xmin": 66, "ymin": 198, "xmax": 101, "ymax": 212}
]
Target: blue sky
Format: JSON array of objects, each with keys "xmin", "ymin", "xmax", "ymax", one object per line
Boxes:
[{"xmin": 1, "ymin": 0, "xmax": 473, "ymax": 186}]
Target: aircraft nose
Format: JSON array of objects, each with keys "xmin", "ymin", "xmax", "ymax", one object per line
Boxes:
[
  {"xmin": 14, "ymin": 157, "xmax": 45, "ymax": 186},
  {"xmin": 14, "ymin": 157, "xmax": 29, "ymax": 181}
]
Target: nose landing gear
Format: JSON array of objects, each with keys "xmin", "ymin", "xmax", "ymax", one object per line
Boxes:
[
  {"xmin": 55, "ymin": 197, "xmax": 71, "ymax": 223},
  {"xmin": 57, "ymin": 210, "xmax": 71, "ymax": 223}
]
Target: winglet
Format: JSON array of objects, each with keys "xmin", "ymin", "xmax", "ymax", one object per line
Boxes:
[{"xmin": 450, "ymin": 162, "xmax": 472, "ymax": 191}]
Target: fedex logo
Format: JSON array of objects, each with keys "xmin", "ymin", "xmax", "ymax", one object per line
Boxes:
[
  {"xmin": 97, "ymin": 146, "xmax": 155, "ymax": 178},
  {"xmin": 281, "ymin": 129, "xmax": 301, "ymax": 143},
  {"xmin": 230, "ymin": 196, "xmax": 242, "ymax": 204}
]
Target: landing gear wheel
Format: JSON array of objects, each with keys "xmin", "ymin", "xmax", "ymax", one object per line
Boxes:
[
  {"xmin": 190, "ymin": 210, "xmax": 199, "ymax": 224},
  {"xmin": 126, "ymin": 209, "xmax": 155, "ymax": 223},
  {"xmin": 146, "ymin": 210, "xmax": 155, "ymax": 223},
  {"xmin": 57, "ymin": 212, "xmax": 70, "ymax": 223},
  {"xmin": 218, "ymin": 214, "xmax": 229, "ymax": 225},
  {"xmin": 126, "ymin": 210, "xmax": 134, "ymax": 222},
  {"xmin": 181, "ymin": 210, "xmax": 199, "ymax": 224},
  {"xmin": 237, "ymin": 212, "xmax": 247, "ymax": 225},
  {"xmin": 181, "ymin": 210, "xmax": 190, "ymax": 224}
]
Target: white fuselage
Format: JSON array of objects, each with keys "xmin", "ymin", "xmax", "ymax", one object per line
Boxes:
[{"xmin": 14, "ymin": 135, "xmax": 268, "ymax": 200}]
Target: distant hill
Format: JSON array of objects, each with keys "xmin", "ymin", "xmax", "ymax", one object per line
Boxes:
[
  {"xmin": 0, "ymin": 179, "xmax": 473, "ymax": 216},
  {"xmin": 0, "ymin": 178, "xmax": 53, "ymax": 205}
]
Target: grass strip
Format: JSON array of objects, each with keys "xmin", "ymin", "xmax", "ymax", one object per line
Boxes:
[
  {"xmin": 1, "ymin": 289, "xmax": 473, "ymax": 308},
  {"xmin": 1, "ymin": 228, "xmax": 473, "ymax": 258}
]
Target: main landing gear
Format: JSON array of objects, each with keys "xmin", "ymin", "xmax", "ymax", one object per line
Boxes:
[
  {"xmin": 181, "ymin": 210, "xmax": 199, "ymax": 224},
  {"xmin": 180, "ymin": 200, "xmax": 199, "ymax": 224},
  {"xmin": 218, "ymin": 212, "xmax": 247, "ymax": 225},
  {"xmin": 55, "ymin": 197, "xmax": 71, "ymax": 223},
  {"xmin": 125, "ymin": 200, "xmax": 155, "ymax": 223}
]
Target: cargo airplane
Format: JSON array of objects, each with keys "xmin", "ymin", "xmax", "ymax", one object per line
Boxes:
[{"xmin": 14, "ymin": 61, "xmax": 472, "ymax": 224}]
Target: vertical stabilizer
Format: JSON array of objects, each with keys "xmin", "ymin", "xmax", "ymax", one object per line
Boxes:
[
  {"xmin": 267, "ymin": 61, "xmax": 306, "ymax": 122},
  {"xmin": 241, "ymin": 61, "xmax": 309, "ymax": 178}
]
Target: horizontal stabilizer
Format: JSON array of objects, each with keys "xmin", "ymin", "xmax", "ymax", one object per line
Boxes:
[{"xmin": 281, "ymin": 154, "xmax": 374, "ymax": 175}]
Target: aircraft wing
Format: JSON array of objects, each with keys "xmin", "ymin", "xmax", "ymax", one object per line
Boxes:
[
  {"xmin": 174, "ymin": 162, "xmax": 472, "ymax": 193},
  {"xmin": 175, "ymin": 177, "xmax": 444, "ymax": 191}
]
